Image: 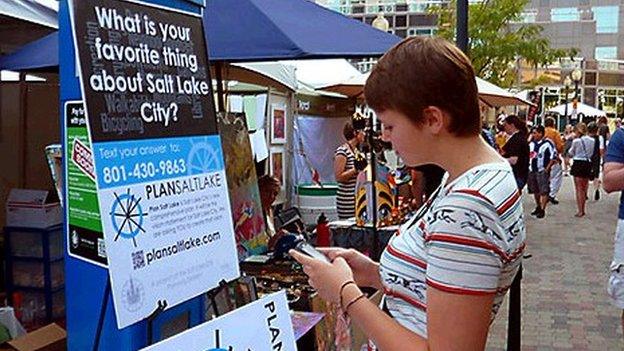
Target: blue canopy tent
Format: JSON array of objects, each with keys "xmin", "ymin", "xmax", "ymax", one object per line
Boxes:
[
  {"xmin": 0, "ymin": 31, "xmax": 57, "ymax": 72},
  {"xmin": 0, "ymin": 0, "xmax": 399, "ymax": 70},
  {"xmin": 204, "ymin": 0, "xmax": 399, "ymax": 62}
]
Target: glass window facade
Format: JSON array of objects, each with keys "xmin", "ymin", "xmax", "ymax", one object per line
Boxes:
[
  {"xmin": 592, "ymin": 6, "xmax": 619, "ymax": 33},
  {"xmin": 520, "ymin": 9, "xmax": 537, "ymax": 23},
  {"xmin": 597, "ymin": 88, "xmax": 624, "ymax": 117},
  {"xmin": 595, "ymin": 46, "xmax": 618, "ymax": 60},
  {"xmin": 551, "ymin": 7, "xmax": 579, "ymax": 22},
  {"xmin": 407, "ymin": 27, "xmax": 436, "ymax": 37}
]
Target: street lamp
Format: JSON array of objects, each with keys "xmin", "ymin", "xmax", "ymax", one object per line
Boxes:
[
  {"xmin": 571, "ymin": 68, "xmax": 582, "ymax": 100},
  {"xmin": 372, "ymin": 13, "xmax": 390, "ymax": 32},
  {"xmin": 563, "ymin": 76, "xmax": 572, "ymax": 126},
  {"xmin": 570, "ymin": 68, "xmax": 582, "ymax": 124}
]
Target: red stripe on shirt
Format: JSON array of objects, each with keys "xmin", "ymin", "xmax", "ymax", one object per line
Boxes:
[
  {"xmin": 425, "ymin": 233, "xmax": 526, "ymax": 263},
  {"xmin": 386, "ymin": 244, "xmax": 427, "ymax": 269},
  {"xmin": 496, "ymin": 190, "xmax": 521, "ymax": 215},
  {"xmin": 453, "ymin": 189, "xmax": 494, "ymax": 206},
  {"xmin": 418, "ymin": 220, "xmax": 426, "ymax": 231},
  {"xmin": 426, "ymin": 278, "xmax": 497, "ymax": 296},
  {"xmin": 383, "ymin": 287, "xmax": 427, "ymax": 311}
]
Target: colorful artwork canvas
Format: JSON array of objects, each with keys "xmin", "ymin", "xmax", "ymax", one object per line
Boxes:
[
  {"xmin": 355, "ymin": 162, "xmax": 395, "ymax": 227},
  {"xmin": 218, "ymin": 113, "xmax": 268, "ymax": 259}
]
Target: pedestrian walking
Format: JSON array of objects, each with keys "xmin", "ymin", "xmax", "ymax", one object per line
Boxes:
[
  {"xmin": 569, "ymin": 122, "xmax": 596, "ymax": 217},
  {"xmin": 588, "ymin": 122, "xmax": 605, "ymax": 201},
  {"xmin": 527, "ymin": 126, "xmax": 557, "ymax": 218},
  {"xmin": 501, "ymin": 115, "xmax": 530, "ymax": 190},
  {"xmin": 598, "ymin": 116, "xmax": 611, "ymax": 144},
  {"xmin": 563, "ymin": 124, "xmax": 575, "ymax": 176},
  {"xmin": 544, "ymin": 117, "xmax": 564, "ymax": 204},
  {"xmin": 604, "ymin": 128, "xmax": 624, "ymax": 337}
]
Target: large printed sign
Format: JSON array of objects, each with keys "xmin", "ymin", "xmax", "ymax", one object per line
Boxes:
[
  {"xmin": 69, "ymin": 0, "xmax": 239, "ymax": 328},
  {"xmin": 141, "ymin": 292, "xmax": 297, "ymax": 351}
]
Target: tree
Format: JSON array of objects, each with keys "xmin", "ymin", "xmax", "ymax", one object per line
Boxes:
[{"xmin": 430, "ymin": 0, "xmax": 577, "ymax": 88}]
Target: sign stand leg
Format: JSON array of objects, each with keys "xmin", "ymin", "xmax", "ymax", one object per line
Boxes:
[
  {"xmin": 92, "ymin": 279, "xmax": 111, "ymax": 351},
  {"xmin": 146, "ymin": 300, "xmax": 168, "ymax": 346},
  {"xmin": 206, "ymin": 279, "xmax": 230, "ymax": 317}
]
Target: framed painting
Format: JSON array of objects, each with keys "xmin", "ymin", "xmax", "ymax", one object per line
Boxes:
[
  {"xmin": 269, "ymin": 147, "xmax": 285, "ymax": 192},
  {"xmin": 270, "ymin": 103, "xmax": 287, "ymax": 144}
]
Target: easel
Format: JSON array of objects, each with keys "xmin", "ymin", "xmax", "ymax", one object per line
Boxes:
[{"xmin": 91, "ymin": 279, "xmax": 169, "ymax": 350}]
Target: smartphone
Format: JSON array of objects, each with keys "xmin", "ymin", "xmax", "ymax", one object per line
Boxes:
[{"xmin": 293, "ymin": 241, "xmax": 331, "ymax": 263}]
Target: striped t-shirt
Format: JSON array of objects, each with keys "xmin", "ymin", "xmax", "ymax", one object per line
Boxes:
[
  {"xmin": 335, "ymin": 144, "xmax": 357, "ymax": 219},
  {"xmin": 379, "ymin": 162, "xmax": 525, "ymax": 338}
]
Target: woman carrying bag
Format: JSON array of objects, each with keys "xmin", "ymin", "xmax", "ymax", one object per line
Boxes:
[{"xmin": 569, "ymin": 122, "xmax": 596, "ymax": 217}]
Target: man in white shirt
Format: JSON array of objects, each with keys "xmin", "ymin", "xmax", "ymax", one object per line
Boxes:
[{"xmin": 527, "ymin": 126, "xmax": 557, "ymax": 218}]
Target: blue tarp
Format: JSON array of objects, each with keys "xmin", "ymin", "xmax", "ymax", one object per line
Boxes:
[
  {"xmin": 0, "ymin": 31, "xmax": 57, "ymax": 72},
  {"xmin": 205, "ymin": 0, "xmax": 400, "ymax": 62},
  {"xmin": 0, "ymin": 0, "xmax": 400, "ymax": 71}
]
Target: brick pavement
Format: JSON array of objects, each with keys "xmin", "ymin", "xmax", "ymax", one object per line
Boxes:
[{"xmin": 486, "ymin": 176, "xmax": 623, "ymax": 350}]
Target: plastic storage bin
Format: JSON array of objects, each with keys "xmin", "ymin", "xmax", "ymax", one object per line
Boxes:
[
  {"xmin": 13, "ymin": 289, "xmax": 65, "ymax": 329},
  {"xmin": 9, "ymin": 227, "xmax": 63, "ymax": 259},
  {"xmin": 11, "ymin": 261, "xmax": 64, "ymax": 289},
  {"xmin": 4, "ymin": 225, "xmax": 65, "ymax": 326}
]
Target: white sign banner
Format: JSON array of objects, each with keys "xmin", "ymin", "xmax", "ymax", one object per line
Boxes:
[{"xmin": 141, "ymin": 291, "xmax": 297, "ymax": 351}]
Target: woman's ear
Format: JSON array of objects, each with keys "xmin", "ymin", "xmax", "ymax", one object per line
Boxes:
[{"xmin": 421, "ymin": 106, "xmax": 446, "ymax": 135}]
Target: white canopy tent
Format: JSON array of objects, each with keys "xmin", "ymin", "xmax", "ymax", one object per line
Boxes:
[
  {"xmin": 548, "ymin": 102, "xmax": 607, "ymax": 117},
  {"xmin": 475, "ymin": 78, "xmax": 534, "ymax": 107},
  {"xmin": 319, "ymin": 71, "xmax": 534, "ymax": 107},
  {"xmin": 212, "ymin": 60, "xmax": 357, "ymax": 206},
  {"xmin": 282, "ymin": 59, "xmax": 361, "ymax": 88}
]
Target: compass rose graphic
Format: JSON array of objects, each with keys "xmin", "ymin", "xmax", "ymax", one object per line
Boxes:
[
  {"xmin": 187, "ymin": 137, "xmax": 222, "ymax": 175},
  {"xmin": 109, "ymin": 189, "xmax": 147, "ymax": 247}
]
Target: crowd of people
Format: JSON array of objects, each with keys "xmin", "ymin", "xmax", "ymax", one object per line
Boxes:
[
  {"xmin": 479, "ymin": 110, "xmax": 624, "ymax": 335},
  {"xmin": 491, "ymin": 115, "xmax": 613, "ymax": 219}
]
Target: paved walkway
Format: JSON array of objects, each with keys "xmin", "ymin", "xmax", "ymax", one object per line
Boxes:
[{"xmin": 486, "ymin": 175, "xmax": 623, "ymax": 350}]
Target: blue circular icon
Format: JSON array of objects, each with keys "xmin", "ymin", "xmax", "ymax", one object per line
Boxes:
[{"xmin": 110, "ymin": 190, "xmax": 146, "ymax": 246}]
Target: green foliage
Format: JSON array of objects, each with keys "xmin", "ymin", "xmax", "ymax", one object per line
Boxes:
[{"xmin": 430, "ymin": 0, "xmax": 578, "ymax": 88}]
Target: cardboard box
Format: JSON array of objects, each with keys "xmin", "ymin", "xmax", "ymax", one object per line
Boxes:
[
  {"xmin": 1, "ymin": 323, "xmax": 66, "ymax": 351},
  {"xmin": 6, "ymin": 189, "xmax": 62, "ymax": 229}
]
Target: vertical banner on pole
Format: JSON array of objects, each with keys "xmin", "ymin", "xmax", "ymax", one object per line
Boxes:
[
  {"xmin": 526, "ymin": 90, "xmax": 542, "ymax": 123},
  {"xmin": 69, "ymin": 0, "xmax": 240, "ymax": 328}
]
